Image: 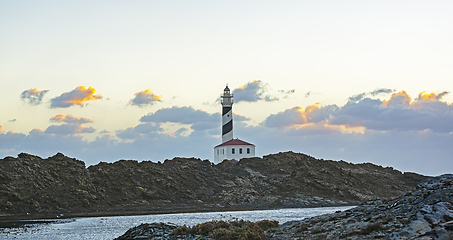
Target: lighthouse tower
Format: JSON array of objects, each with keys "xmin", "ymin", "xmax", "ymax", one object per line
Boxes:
[
  {"xmin": 221, "ymin": 85, "xmax": 234, "ymax": 143},
  {"xmin": 214, "ymin": 84, "xmax": 255, "ymax": 164}
]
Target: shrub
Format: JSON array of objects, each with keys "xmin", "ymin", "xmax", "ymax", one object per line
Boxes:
[
  {"xmin": 256, "ymin": 220, "xmax": 279, "ymax": 231},
  {"xmin": 172, "ymin": 219, "xmax": 279, "ymax": 240}
]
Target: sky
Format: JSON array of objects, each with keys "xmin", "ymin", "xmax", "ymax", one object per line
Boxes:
[{"xmin": 1, "ymin": 1, "xmax": 452, "ymax": 176}]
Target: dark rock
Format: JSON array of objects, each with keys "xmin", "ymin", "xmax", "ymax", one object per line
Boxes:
[
  {"xmin": 267, "ymin": 174, "xmax": 453, "ymax": 239},
  {"xmin": 114, "ymin": 223, "xmax": 211, "ymax": 240},
  {"xmin": 0, "ymin": 151, "xmax": 426, "ymax": 218}
]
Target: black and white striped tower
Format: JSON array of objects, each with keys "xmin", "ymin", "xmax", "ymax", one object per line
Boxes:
[{"xmin": 221, "ymin": 84, "xmax": 233, "ymax": 143}]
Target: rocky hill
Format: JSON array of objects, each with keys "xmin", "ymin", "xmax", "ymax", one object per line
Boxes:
[{"xmin": 0, "ymin": 151, "xmax": 425, "ymax": 219}]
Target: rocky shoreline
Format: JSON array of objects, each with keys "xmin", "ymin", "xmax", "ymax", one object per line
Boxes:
[
  {"xmin": 114, "ymin": 174, "xmax": 453, "ymax": 239},
  {"xmin": 0, "ymin": 151, "xmax": 424, "ymax": 219}
]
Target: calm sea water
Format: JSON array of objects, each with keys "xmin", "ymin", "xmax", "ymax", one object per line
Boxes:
[{"xmin": 0, "ymin": 206, "xmax": 353, "ymax": 239}]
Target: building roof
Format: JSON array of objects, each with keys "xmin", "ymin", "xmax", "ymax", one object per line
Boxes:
[{"xmin": 214, "ymin": 138, "xmax": 255, "ymax": 148}]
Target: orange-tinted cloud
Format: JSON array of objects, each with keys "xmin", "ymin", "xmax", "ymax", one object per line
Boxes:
[
  {"xmin": 130, "ymin": 89, "xmax": 162, "ymax": 107},
  {"xmin": 50, "ymin": 114, "xmax": 93, "ymax": 124},
  {"xmin": 50, "ymin": 86, "xmax": 102, "ymax": 108},
  {"xmin": 291, "ymin": 122, "xmax": 366, "ymax": 135},
  {"xmin": 44, "ymin": 114, "xmax": 95, "ymax": 135},
  {"xmin": 382, "ymin": 90, "xmax": 451, "ymax": 108},
  {"xmin": 0, "ymin": 125, "xmax": 4, "ymax": 134},
  {"xmin": 382, "ymin": 91, "xmax": 412, "ymax": 108},
  {"xmin": 264, "ymin": 89, "xmax": 453, "ymax": 133},
  {"xmin": 263, "ymin": 103, "xmax": 338, "ymax": 128},
  {"xmin": 418, "ymin": 91, "xmax": 450, "ymax": 101},
  {"xmin": 21, "ymin": 88, "xmax": 49, "ymax": 106}
]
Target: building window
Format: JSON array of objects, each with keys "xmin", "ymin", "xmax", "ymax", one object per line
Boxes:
[
  {"xmin": 217, "ymin": 149, "xmax": 219, "ymax": 155},
  {"xmin": 247, "ymin": 148, "xmax": 250, "ymax": 154},
  {"xmin": 222, "ymin": 149, "xmax": 224, "ymax": 154},
  {"xmin": 232, "ymin": 148, "xmax": 235, "ymax": 154},
  {"xmin": 239, "ymin": 148, "xmax": 242, "ymax": 154}
]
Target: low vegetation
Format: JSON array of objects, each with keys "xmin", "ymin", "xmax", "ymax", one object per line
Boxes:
[{"xmin": 172, "ymin": 219, "xmax": 279, "ymax": 240}]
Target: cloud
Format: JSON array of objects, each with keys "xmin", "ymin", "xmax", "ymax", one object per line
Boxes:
[
  {"xmin": 418, "ymin": 91, "xmax": 450, "ymax": 101},
  {"xmin": 140, "ymin": 106, "xmax": 218, "ymax": 124},
  {"xmin": 20, "ymin": 88, "xmax": 49, "ymax": 105},
  {"xmin": 8, "ymin": 119, "xmax": 16, "ymax": 122},
  {"xmin": 45, "ymin": 114, "xmax": 95, "ymax": 135},
  {"xmin": 278, "ymin": 89, "xmax": 296, "ymax": 98},
  {"xmin": 45, "ymin": 124, "xmax": 95, "ymax": 135},
  {"xmin": 139, "ymin": 106, "xmax": 251, "ymax": 133},
  {"xmin": 116, "ymin": 123, "xmax": 162, "ymax": 140},
  {"xmin": 2, "ymin": 89, "xmax": 453, "ymax": 176},
  {"xmin": 263, "ymin": 103, "xmax": 339, "ymax": 128},
  {"xmin": 50, "ymin": 114, "xmax": 93, "ymax": 124},
  {"xmin": 370, "ymin": 88, "xmax": 395, "ymax": 96},
  {"xmin": 382, "ymin": 91, "xmax": 412, "ymax": 108},
  {"xmin": 332, "ymin": 95, "xmax": 453, "ymax": 133},
  {"xmin": 263, "ymin": 107, "xmax": 306, "ymax": 128},
  {"xmin": 233, "ymin": 80, "xmax": 281, "ymax": 103},
  {"xmin": 130, "ymin": 89, "xmax": 162, "ymax": 107},
  {"xmin": 264, "ymin": 90, "xmax": 453, "ymax": 134},
  {"xmin": 0, "ymin": 95, "xmax": 452, "ymax": 176},
  {"xmin": 50, "ymin": 86, "xmax": 102, "ymax": 108},
  {"xmin": 349, "ymin": 88, "xmax": 395, "ymax": 102}
]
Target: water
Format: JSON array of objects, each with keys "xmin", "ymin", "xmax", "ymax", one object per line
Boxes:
[{"xmin": 0, "ymin": 206, "xmax": 353, "ymax": 239}]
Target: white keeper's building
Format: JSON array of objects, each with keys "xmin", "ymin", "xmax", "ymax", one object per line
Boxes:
[{"xmin": 213, "ymin": 85, "xmax": 255, "ymax": 164}]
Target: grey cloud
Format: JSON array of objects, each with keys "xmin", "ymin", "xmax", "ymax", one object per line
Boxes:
[
  {"xmin": 50, "ymin": 86, "xmax": 102, "ymax": 108},
  {"xmin": 234, "ymin": 113, "xmax": 251, "ymax": 122},
  {"xmin": 20, "ymin": 88, "xmax": 49, "ymax": 106},
  {"xmin": 330, "ymin": 97, "xmax": 453, "ymax": 133},
  {"xmin": 348, "ymin": 93, "xmax": 367, "ymax": 102},
  {"xmin": 262, "ymin": 104, "xmax": 339, "ymax": 128},
  {"xmin": 263, "ymin": 107, "xmax": 306, "ymax": 128},
  {"xmin": 349, "ymin": 88, "xmax": 395, "ymax": 102},
  {"xmin": 45, "ymin": 124, "xmax": 95, "ymax": 135},
  {"xmin": 233, "ymin": 80, "xmax": 281, "ymax": 103},
  {"xmin": 0, "ymin": 117, "xmax": 452, "ymax": 176},
  {"xmin": 140, "ymin": 106, "xmax": 218, "ymax": 125},
  {"xmin": 139, "ymin": 106, "xmax": 250, "ymax": 131},
  {"xmin": 116, "ymin": 123, "xmax": 162, "ymax": 140},
  {"xmin": 306, "ymin": 104, "xmax": 339, "ymax": 122},
  {"xmin": 130, "ymin": 89, "xmax": 162, "ymax": 107},
  {"xmin": 371, "ymin": 88, "xmax": 395, "ymax": 96},
  {"xmin": 263, "ymin": 92, "xmax": 453, "ymax": 133},
  {"xmin": 50, "ymin": 114, "xmax": 93, "ymax": 124},
  {"xmin": 191, "ymin": 122, "xmax": 218, "ymax": 131},
  {"xmin": 278, "ymin": 89, "xmax": 296, "ymax": 99}
]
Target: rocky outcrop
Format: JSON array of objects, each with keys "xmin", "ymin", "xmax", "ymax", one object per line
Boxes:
[
  {"xmin": 0, "ymin": 151, "xmax": 425, "ymax": 218},
  {"xmin": 267, "ymin": 174, "xmax": 453, "ymax": 239},
  {"xmin": 115, "ymin": 219, "xmax": 279, "ymax": 240},
  {"xmin": 113, "ymin": 223, "xmax": 204, "ymax": 240}
]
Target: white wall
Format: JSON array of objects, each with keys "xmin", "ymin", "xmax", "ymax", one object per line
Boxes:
[{"xmin": 214, "ymin": 145, "xmax": 255, "ymax": 164}]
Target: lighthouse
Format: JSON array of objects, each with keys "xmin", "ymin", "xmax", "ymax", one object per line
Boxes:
[
  {"xmin": 214, "ymin": 84, "xmax": 255, "ymax": 164},
  {"xmin": 221, "ymin": 85, "xmax": 234, "ymax": 143}
]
